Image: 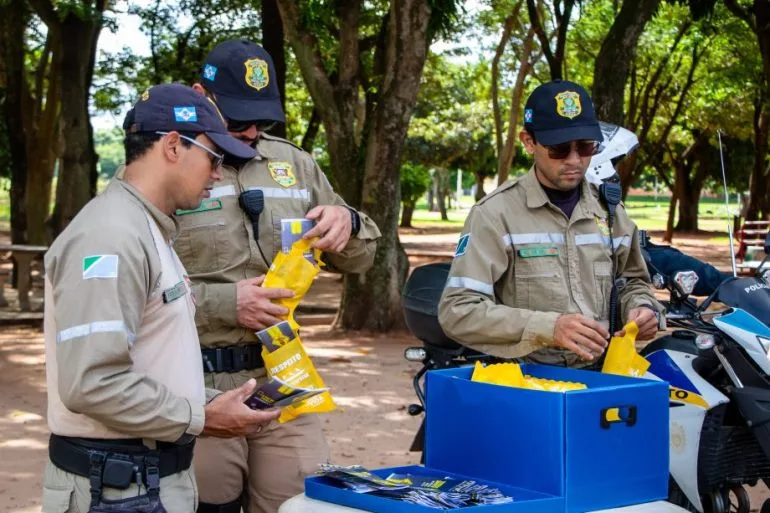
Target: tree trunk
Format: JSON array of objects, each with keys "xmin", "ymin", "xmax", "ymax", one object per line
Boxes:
[
  {"xmin": 745, "ymin": 92, "xmax": 769, "ymax": 220},
  {"xmin": 663, "ymin": 191, "xmax": 678, "ymax": 243},
  {"xmin": 301, "ymin": 107, "xmax": 321, "ymax": 152},
  {"xmin": 675, "ymin": 191, "xmax": 699, "ymax": 231},
  {"xmin": 497, "ymin": 28, "xmax": 535, "ymax": 185},
  {"xmin": 591, "ymin": 0, "xmax": 660, "ymax": 124},
  {"xmin": 474, "ymin": 171, "xmax": 486, "ymax": 202},
  {"xmin": 48, "ymin": 10, "xmax": 103, "ymax": 237},
  {"xmin": 491, "ymin": 4, "xmax": 520, "ymax": 158},
  {"xmin": 0, "ymin": 0, "xmax": 30, "ymax": 244},
  {"xmin": 436, "ymin": 169, "xmax": 448, "ymax": 220},
  {"xmin": 335, "ymin": 0, "xmax": 431, "ymax": 331},
  {"xmin": 262, "ymin": 0, "xmax": 287, "ymax": 140},
  {"xmin": 400, "ymin": 203, "xmax": 414, "ymax": 228}
]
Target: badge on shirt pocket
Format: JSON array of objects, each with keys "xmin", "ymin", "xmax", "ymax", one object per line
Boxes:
[
  {"xmin": 162, "ymin": 280, "xmax": 188, "ymax": 303},
  {"xmin": 517, "ymin": 245, "xmax": 559, "ymax": 258}
]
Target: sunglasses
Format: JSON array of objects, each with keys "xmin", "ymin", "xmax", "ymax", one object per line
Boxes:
[
  {"xmin": 541, "ymin": 140, "xmax": 599, "ymax": 160},
  {"xmin": 226, "ymin": 119, "xmax": 278, "ymax": 133},
  {"xmin": 156, "ymin": 131, "xmax": 224, "ymax": 170}
]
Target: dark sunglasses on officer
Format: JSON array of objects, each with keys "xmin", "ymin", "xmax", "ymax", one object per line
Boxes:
[
  {"xmin": 540, "ymin": 139, "xmax": 599, "ymax": 160},
  {"xmin": 226, "ymin": 119, "xmax": 278, "ymax": 133}
]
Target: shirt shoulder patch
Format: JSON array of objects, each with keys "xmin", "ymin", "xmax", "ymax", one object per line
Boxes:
[
  {"xmin": 83, "ymin": 255, "xmax": 119, "ymax": 279},
  {"xmin": 455, "ymin": 234, "xmax": 471, "ymax": 257}
]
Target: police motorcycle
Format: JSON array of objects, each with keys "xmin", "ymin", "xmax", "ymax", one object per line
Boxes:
[{"xmin": 640, "ymin": 231, "xmax": 770, "ymax": 513}]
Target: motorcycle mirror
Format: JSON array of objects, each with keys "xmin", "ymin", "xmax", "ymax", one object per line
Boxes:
[
  {"xmin": 673, "ymin": 271, "xmax": 699, "ymax": 295},
  {"xmin": 652, "ymin": 273, "xmax": 666, "ymax": 289}
]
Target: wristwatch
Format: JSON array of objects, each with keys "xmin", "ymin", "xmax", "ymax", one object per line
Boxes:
[{"xmin": 344, "ymin": 206, "xmax": 361, "ymax": 236}]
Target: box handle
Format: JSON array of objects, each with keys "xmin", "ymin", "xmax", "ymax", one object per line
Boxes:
[{"xmin": 600, "ymin": 405, "xmax": 637, "ymax": 429}]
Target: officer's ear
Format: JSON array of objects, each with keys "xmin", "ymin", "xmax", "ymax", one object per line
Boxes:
[
  {"xmin": 519, "ymin": 130, "xmax": 536, "ymax": 155},
  {"xmin": 160, "ymin": 131, "xmax": 183, "ymax": 163}
]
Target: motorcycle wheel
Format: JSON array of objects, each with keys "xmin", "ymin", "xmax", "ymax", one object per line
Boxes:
[
  {"xmin": 761, "ymin": 498, "xmax": 770, "ymax": 513},
  {"xmin": 703, "ymin": 490, "xmax": 726, "ymax": 513},
  {"xmin": 721, "ymin": 486, "xmax": 750, "ymax": 513}
]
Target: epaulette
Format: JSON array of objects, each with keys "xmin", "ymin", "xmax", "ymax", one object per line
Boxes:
[
  {"xmin": 260, "ymin": 132, "xmax": 308, "ymax": 154},
  {"xmin": 475, "ymin": 174, "xmax": 525, "ymax": 207}
]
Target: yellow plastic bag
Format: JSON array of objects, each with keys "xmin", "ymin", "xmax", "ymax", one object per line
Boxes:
[
  {"xmin": 602, "ymin": 321, "xmax": 651, "ymax": 377},
  {"xmin": 263, "ymin": 238, "xmax": 323, "ymax": 332},
  {"xmin": 258, "ymin": 321, "xmax": 336, "ymax": 423},
  {"xmin": 471, "ymin": 361, "xmax": 586, "ymax": 392}
]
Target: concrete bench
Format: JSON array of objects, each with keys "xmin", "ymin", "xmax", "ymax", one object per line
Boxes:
[{"xmin": 0, "ymin": 244, "xmax": 49, "ymax": 311}]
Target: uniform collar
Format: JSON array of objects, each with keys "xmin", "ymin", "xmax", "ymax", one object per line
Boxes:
[
  {"xmin": 110, "ymin": 177, "xmax": 180, "ymax": 242},
  {"xmin": 522, "ymin": 166, "xmax": 605, "ymax": 220}
]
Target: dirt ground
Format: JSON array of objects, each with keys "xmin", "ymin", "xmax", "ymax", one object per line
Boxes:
[{"xmin": 1, "ymin": 230, "xmax": 769, "ymax": 512}]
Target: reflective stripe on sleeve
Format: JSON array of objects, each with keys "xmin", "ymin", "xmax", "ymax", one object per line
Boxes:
[
  {"xmin": 57, "ymin": 320, "xmax": 136, "ymax": 345},
  {"xmin": 445, "ymin": 277, "xmax": 494, "ymax": 296},
  {"xmin": 503, "ymin": 233, "xmax": 565, "ymax": 246},
  {"xmin": 247, "ymin": 187, "xmax": 310, "ymax": 200}
]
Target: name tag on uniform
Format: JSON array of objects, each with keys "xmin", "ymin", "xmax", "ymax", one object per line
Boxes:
[
  {"xmin": 175, "ymin": 198, "xmax": 222, "ymax": 216},
  {"xmin": 162, "ymin": 281, "xmax": 188, "ymax": 303},
  {"xmin": 518, "ymin": 245, "xmax": 559, "ymax": 258}
]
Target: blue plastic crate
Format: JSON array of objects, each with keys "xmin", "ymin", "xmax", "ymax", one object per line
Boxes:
[
  {"xmin": 425, "ymin": 365, "xmax": 669, "ymax": 513},
  {"xmin": 305, "ymin": 465, "xmax": 565, "ymax": 512}
]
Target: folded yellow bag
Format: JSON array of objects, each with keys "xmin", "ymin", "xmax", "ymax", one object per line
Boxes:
[
  {"xmin": 602, "ymin": 321, "xmax": 651, "ymax": 377},
  {"xmin": 259, "ymin": 321, "xmax": 336, "ymax": 423},
  {"xmin": 471, "ymin": 361, "xmax": 586, "ymax": 392},
  {"xmin": 263, "ymin": 238, "xmax": 323, "ymax": 332}
]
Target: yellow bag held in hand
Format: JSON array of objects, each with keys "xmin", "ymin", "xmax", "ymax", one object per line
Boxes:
[
  {"xmin": 263, "ymin": 238, "xmax": 323, "ymax": 333},
  {"xmin": 471, "ymin": 361, "xmax": 586, "ymax": 392},
  {"xmin": 602, "ymin": 321, "xmax": 651, "ymax": 377},
  {"xmin": 257, "ymin": 321, "xmax": 336, "ymax": 423}
]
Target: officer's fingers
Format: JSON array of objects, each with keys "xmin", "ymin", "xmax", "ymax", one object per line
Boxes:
[
  {"xmin": 257, "ymin": 311, "xmax": 285, "ymax": 326},
  {"xmin": 562, "ymin": 339, "xmax": 594, "ymax": 361},
  {"xmin": 232, "ymin": 379, "xmax": 258, "ymax": 402},
  {"xmin": 578, "ymin": 316, "xmax": 610, "ymax": 340},
  {"xmin": 253, "ymin": 275, "xmax": 266, "ymax": 286},
  {"xmin": 255, "ymin": 408, "xmax": 280, "ymax": 423},
  {"xmin": 304, "ymin": 205, "xmax": 325, "ymax": 220},
  {"xmin": 572, "ymin": 332, "xmax": 606, "ymax": 356},
  {"xmin": 260, "ymin": 287, "xmax": 295, "ymax": 299},
  {"xmin": 575, "ymin": 322, "xmax": 609, "ymax": 349}
]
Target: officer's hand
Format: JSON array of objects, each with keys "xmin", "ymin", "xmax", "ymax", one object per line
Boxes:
[
  {"xmin": 235, "ymin": 275, "xmax": 294, "ymax": 331},
  {"xmin": 303, "ymin": 205, "xmax": 352, "ymax": 253},
  {"xmin": 623, "ymin": 307, "xmax": 659, "ymax": 341},
  {"xmin": 552, "ymin": 314, "xmax": 610, "ymax": 361},
  {"xmin": 202, "ymin": 379, "xmax": 280, "ymax": 438}
]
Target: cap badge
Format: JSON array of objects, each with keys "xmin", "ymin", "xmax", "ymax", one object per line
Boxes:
[
  {"xmin": 140, "ymin": 89, "xmax": 150, "ymax": 101},
  {"xmin": 173, "ymin": 106, "xmax": 198, "ymax": 123},
  {"xmin": 268, "ymin": 161, "xmax": 296, "ymax": 188},
  {"xmin": 203, "ymin": 64, "xmax": 218, "ymax": 81},
  {"xmin": 555, "ymin": 91, "xmax": 581, "ymax": 119},
  {"xmin": 244, "ymin": 58, "xmax": 269, "ymax": 91},
  {"xmin": 524, "ymin": 108, "xmax": 533, "ymax": 123}
]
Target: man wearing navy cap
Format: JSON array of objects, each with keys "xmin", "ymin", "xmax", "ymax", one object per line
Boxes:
[
  {"xmin": 178, "ymin": 40, "xmax": 380, "ymax": 513},
  {"xmin": 41, "ymin": 84, "xmax": 280, "ymax": 513},
  {"xmin": 439, "ymin": 80, "xmax": 662, "ymax": 368}
]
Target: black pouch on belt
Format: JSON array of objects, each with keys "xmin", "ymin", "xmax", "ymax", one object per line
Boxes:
[{"xmin": 88, "ymin": 452, "xmax": 167, "ymax": 513}]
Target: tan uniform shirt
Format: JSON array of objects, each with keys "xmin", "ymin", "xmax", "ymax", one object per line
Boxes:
[
  {"xmin": 44, "ymin": 180, "xmax": 205, "ymax": 441},
  {"xmin": 438, "ymin": 168, "xmax": 662, "ymax": 367},
  {"xmin": 173, "ymin": 134, "xmax": 381, "ymax": 348}
]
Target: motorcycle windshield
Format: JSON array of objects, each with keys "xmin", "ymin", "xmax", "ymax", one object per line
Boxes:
[{"xmin": 716, "ymin": 277, "xmax": 770, "ymax": 326}]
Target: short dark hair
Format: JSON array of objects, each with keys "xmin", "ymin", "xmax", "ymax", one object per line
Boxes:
[{"xmin": 123, "ymin": 130, "xmax": 195, "ymax": 165}]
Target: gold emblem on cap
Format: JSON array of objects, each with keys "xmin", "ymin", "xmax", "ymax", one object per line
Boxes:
[
  {"xmin": 244, "ymin": 58, "xmax": 269, "ymax": 91},
  {"xmin": 555, "ymin": 91, "xmax": 582, "ymax": 119},
  {"xmin": 140, "ymin": 89, "xmax": 150, "ymax": 101}
]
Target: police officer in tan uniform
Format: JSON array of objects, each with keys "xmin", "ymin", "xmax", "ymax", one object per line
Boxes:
[
  {"xmin": 177, "ymin": 41, "xmax": 380, "ymax": 513},
  {"xmin": 439, "ymin": 80, "xmax": 662, "ymax": 367},
  {"xmin": 42, "ymin": 84, "xmax": 280, "ymax": 513}
]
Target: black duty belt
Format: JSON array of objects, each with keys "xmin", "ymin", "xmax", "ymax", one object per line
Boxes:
[
  {"xmin": 201, "ymin": 344, "xmax": 264, "ymax": 373},
  {"xmin": 49, "ymin": 434, "xmax": 194, "ymax": 486}
]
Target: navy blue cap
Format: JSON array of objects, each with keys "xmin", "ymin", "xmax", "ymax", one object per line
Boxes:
[
  {"xmin": 123, "ymin": 83, "xmax": 256, "ymax": 160},
  {"xmin": 199, "ymin": 40, "xmax": 285, "ymax": 123},
  {"xmin": 523, "ymin": 80, "xmax": 602, "ymax": 145}
]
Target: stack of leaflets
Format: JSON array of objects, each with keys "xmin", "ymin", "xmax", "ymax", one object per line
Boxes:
[
  {"xmin": 281, "ymin": 218, "xmax": 315, "ymax": 263},
  {"xmin": 244, "ymin": 376, "xmax": 329, "ymax": 410},
  {"xmin": 317, "ymin": 464, "xmax": 514, "ymax": 509}
]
